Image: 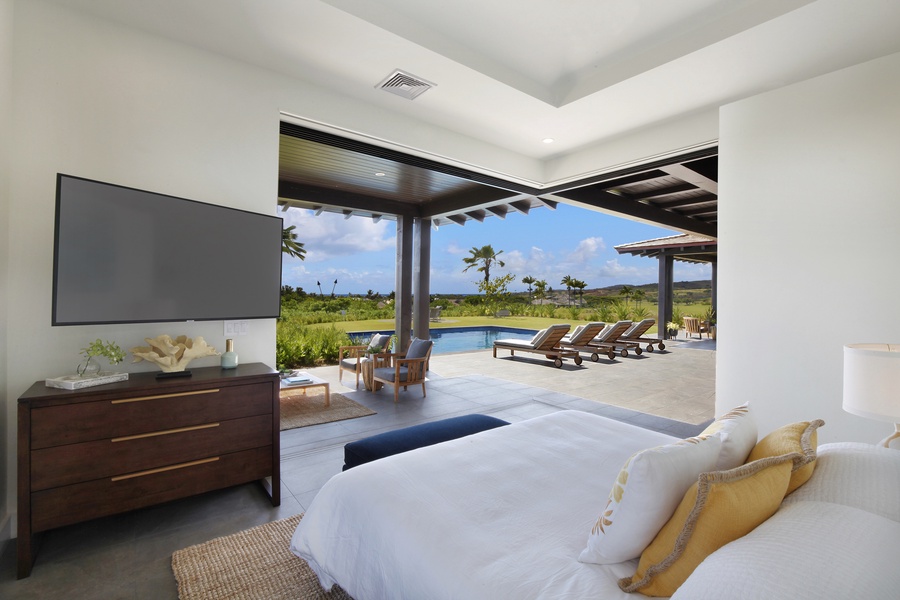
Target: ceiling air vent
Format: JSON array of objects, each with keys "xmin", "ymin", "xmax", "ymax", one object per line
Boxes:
[{"xmin": 376, "ymin": 69, "xmax": 435, "ymax": 100}]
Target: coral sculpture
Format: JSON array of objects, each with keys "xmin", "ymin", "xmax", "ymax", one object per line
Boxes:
[{"xmin": 130, "ymin": 335, "xmax": 219, "ymax": 372}]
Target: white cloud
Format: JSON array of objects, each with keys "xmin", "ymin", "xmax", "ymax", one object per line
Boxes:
[
  {"xmin": 282, "ymin": 209, "xmax": 394, "ymax": 263},
  {"xmin": 566, "ymin": 237, "xmax": 606, "ymax": 263}
]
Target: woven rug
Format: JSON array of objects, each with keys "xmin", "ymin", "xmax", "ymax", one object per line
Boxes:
[
  {"xmin": 172, "ymin": 514, "xmax": 352, "ymax": 600},
  {"xmin": 280, "ymin": 389, "xmax": 375, "ymax": 431}
]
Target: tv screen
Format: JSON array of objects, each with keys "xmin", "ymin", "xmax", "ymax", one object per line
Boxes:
[{"xmin": 53, "ymin": 174, "xmax": 283, "ymax": 326}]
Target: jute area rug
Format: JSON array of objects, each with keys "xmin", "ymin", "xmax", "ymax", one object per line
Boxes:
[
  {"xmin": 280, "ymin": 389, "xmax": 375, "ymax": 431},
  {"xmin": 172, "ymin": 513, "xmax": 352, "ymax": 600}
]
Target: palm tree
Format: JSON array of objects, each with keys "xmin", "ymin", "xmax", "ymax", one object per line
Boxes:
[
  {"xmin": 521, "ymin": 275, "xmax": 535, "ymax": 297},
  {"xmin": 462, "ymin": 245, "xmax": 505, "ymax": 285},
  {"xmin": 534, "ymin": 279, "xmax": 547, "ymax": 304},
  {"xmin": 282, "ymin": 225, "xmax": 306, "ymax": 260},
  {"xmin": 561, "ymin": 274, "xmax": 574, "ymax": 305},
  {"xmin": 619, "ymin": 285, "xmax": 633, "ymax": 307},
  {"xmin": 572, "ymin": 279, "xmax": 587, "ymax": 306},
  {"xmin": 632, "ymin": 288, "xmax": 646, "ymax": 308}
]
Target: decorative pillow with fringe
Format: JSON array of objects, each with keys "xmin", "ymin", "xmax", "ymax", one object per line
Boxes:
[
  {"xmin": 746, "ymin": 419, "xmax": 824, "ymax": 495},
  {"xmin": 619, "ymin": 454, "xmax": 796, "ymax": 597}
]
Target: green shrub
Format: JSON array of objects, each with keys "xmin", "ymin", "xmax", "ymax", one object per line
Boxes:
[{"xmin": 275, "ymin": 321, "xmax": 352, "ymax": 370}]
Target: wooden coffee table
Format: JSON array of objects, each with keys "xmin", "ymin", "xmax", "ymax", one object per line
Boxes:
[{"xmin": 281, "ymin": 371, "xmax": 330, "ymax": 406}]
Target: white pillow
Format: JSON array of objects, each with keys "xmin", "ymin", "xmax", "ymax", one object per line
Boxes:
[
  {"xmin": 700, "ymin": 403, "xmax": 757, "ymax": 470},
  {"xmin": 672, "ymin": 501, "xmax": 900, "ymax": 599},
  {"xmin": 781, "ymin": 442, "xmax": 900, "ymax": 522},
  {"xmin": 579, "ymin": 434, "xmax": 722, "ymax": 565}
]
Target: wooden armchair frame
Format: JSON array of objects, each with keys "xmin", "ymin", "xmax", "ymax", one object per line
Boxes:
[
  {"xmin": 372, "ymin": 341, "xmax": 434, "ymax": 403},
  {"xmin": 338, "ymin": 344, "xmax": 368, "ymax": 388},
  {"xmin": 683, "ymin": 316, "xmax": 709, "ymax": 339}
]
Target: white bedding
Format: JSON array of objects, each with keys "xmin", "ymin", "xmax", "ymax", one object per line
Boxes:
[{"xmin": 290, "ymin": 410, "xmax": 677, "ymax": 600}]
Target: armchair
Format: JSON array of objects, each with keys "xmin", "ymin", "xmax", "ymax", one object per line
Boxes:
[
  {"xmin": 339, "ymin": 333, "xmax": 392, "ymax": 388},
  {"xmin": 372, "ymin": 338, "xmax": 434, "ymax": 403},
  {"xmin": 683, "ymin": 316, "xmax": 709, "ymax": 339}
]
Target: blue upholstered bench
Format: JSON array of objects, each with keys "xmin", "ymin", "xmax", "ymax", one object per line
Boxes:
[{"xmin": 342, "ymin": 414, "xmax": 510, "ymax": 470}]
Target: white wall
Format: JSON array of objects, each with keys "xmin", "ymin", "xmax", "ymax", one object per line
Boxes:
[
  {"xmin": 0, "ymin": 0, "xmax": 14, "ymax": 540},
  {"xmin": 718, "ymin": 51, "xmax": 900, "ymax": 444},
  {"xmin": 2, "ymin": 0, "xmax": 291, "ymax": 535}
]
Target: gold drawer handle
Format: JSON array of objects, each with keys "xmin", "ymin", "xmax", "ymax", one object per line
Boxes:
[
  {"xmin": 111, "ymin": 457, "xmax": 219, "ymax": 482},
  {"xmin": 111, "ymin": 422, "xmax": 220, "ymax": 443},
  {"xmin": 111, "ymin": 389, "xmax": 220, "ymax": 404}
]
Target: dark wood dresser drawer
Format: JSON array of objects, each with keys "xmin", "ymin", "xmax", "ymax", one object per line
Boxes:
[
  {"xmin": 31, "ymin": 446, "xmax": 273, "ymax": 532},
  {"xmin": 31, "ymin": 414, "xmax": 273, "ymax": 490},
  {"xmin": 17, "ymin": 363, "xmax": 281, "ymax": 579},
  {"xmin": 30, "ymin": 381, "xmax": 274, "ymax": 449}
]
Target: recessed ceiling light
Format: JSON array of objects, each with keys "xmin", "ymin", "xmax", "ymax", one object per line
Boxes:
[
  {"xmin": 542, "ymin": 138, "xmax": 555, "ymax": 144},
  {"xmin": 375, "ymin": 172, "xmax": 386, "ymax": 177}
]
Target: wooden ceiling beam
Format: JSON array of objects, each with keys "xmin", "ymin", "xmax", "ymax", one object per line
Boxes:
[
  {"xmin": 655, "ymin": 193, "xmax": 717, "ymax": 209},
  {"xmin": 660, "ymin": 163, "xmax": 718, "ymax": 194},
  {"xmin": 557, "ymin": 186, "xmax": 717, "ymax": 237},
  {"xmin": 630, "ymin": 182, "xmax": 697, "ymax": 200}
]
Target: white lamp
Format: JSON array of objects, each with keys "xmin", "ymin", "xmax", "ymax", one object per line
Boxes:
[{"xmin": 842, "ymin": 343, "xmax": 900, "ymax": 448}]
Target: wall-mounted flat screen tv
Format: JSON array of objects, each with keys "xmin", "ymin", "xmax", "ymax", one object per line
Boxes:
[{"xmin": 53, "ymin": 174, "xmax": 283, "ymax": 326}]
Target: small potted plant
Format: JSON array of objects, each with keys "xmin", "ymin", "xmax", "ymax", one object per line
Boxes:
[
  {"xmin": 666, "ymin": 321, "xmax": 680, "ymax": 339},
  {"xmin": 77, "ymin": 339, "xmax": 127, "ymax": 377}
]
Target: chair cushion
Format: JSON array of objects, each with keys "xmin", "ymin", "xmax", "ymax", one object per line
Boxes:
[
  {"xmin": 405, "ymin": 338, "xmax": 432, "ymax": 360},
  {"xmin": 373, "ymin": 366, "xmax": 408, "ymax": 383},
  {"xmin": 340, "ymin": 358, "xmax": 360, "ymax": 371},
  {"xmin": 368, "ymin": 333, "xmax": 392, "ymax": 352},
  {"xmin": 343, "ymin": 414, "xmax": 510, "ymax": 470}
]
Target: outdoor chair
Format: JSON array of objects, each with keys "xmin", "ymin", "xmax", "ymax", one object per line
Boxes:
[
  {"xmin": 584, "ymin": 320, "xmax": 636, "ymax": 360},
  {"xmin": 683, "ymin": 316, "xmax": 709, "ymax": 339},
  {"xmin": 492, "ymin": 324, "xmax": 581, "ymax": 368},
  {"xmin": 620, "ymin": 318, "xmax": 665, "ymax": 352},
  {"xmin": 372, "ymin": 337, "xmax": 434, "ymax": 403},
  {"xmin": 559, "ymin": 322, "xmax": 607, "ymax": 357},
  {"xmin": 429, "ymin": 306, "xmax": 442, "ymax": 322},
  {"xmin": 339, "ymin": 332, "xmax": 392, "ymax": 388}
]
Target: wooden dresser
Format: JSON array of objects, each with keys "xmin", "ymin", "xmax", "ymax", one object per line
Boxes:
[{"xmin": 17, "ymin": 362, "xmax": 280, "ymax": 578}]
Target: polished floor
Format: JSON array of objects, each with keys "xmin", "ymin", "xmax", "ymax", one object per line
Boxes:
[{"xmin": 0, "ymin": 338, "xmax": 715, "ymax": 599}]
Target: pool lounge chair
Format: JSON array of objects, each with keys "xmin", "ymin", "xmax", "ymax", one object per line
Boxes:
[
  {"xmin": 619, "ymin": 318, "xmax": 666, "ymax": 352},
  {"xmin": 492, "ymin": 324, "xmax": 582, "ymax": 368},
  {"xmin": 559, "ymin": 322, "xmax": 608, "ymax": 356},
  {"xmin": 584, "ymin": 320, "xmax": 636, "ymax": 360}
]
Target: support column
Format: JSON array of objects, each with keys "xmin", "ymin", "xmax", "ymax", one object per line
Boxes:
[
  {"xmin": 412, "ymin": 218, "xmax": 432, "ymax": 340},
  {"xmin": 394, "ymin": 215, "xmax": 414, "ymax": 352},
  {"xmin": 658, "ymin": 254, "xmax": 674, "ymax": 339},
  {"xmin": 710, "ymin": 260, "xmax": 718, "ymax": 317}
]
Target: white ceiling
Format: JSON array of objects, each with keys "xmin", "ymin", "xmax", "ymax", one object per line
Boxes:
[{"xmin": 45, "ymin": 0, "xmax": 900, "ymax": 164}]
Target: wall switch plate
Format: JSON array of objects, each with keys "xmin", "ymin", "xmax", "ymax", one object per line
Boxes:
[{"xmin": 224, "ymin": 320, "xmax": 249, "ymax": 336}]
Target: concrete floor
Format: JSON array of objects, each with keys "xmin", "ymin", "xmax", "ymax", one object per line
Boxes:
[{"xmin": 0, "ymin": 339, "xmax": 715, "ymax": 599}]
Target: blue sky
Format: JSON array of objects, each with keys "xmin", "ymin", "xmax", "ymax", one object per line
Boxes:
[{"xmin": 280, "ymin": 203, "xmax": 711, "ymax": 296}]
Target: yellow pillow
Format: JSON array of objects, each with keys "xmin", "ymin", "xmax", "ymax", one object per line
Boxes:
[
  {"xmin": 746, "ymin": 419, "xmax": 824, "ymax": 495},
  {"xmin": 618, "ymin": 454, "xmax": 795, "ymax": 597}
]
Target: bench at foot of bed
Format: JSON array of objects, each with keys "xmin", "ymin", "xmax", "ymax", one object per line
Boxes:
[{"xmin": 343, "ymin": 414, "xmax": 509, "ymax": 470}]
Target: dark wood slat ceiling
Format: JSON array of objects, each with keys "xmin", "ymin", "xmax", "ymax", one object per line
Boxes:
[{"xmin": 277, "ymin": 122, "xmax": 718, "ymax": 236}]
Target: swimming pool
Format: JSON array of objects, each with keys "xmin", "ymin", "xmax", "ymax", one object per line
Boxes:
[{"xmin": 351, "ymin": 326, "xmax": 537, "ymax": 355}]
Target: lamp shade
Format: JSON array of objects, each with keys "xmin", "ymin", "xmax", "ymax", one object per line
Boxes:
[{"xmin": 842, "ymin": 343, "xmax": 900, "ymax": 422}]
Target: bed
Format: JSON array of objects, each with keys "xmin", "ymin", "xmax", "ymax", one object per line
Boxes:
[{"xmin": 290, "ymin": 410, "xmax": 900, "ymax": 599}]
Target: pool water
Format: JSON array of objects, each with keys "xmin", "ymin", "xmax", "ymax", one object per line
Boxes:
[{"xmin": 351, "ymin": 326, "xmax": 537, "ymax": 355}]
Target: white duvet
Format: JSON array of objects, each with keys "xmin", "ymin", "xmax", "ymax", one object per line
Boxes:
[{"xmin": 290, "ymin": 410, "xmax": 677, "ymax": 600}]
